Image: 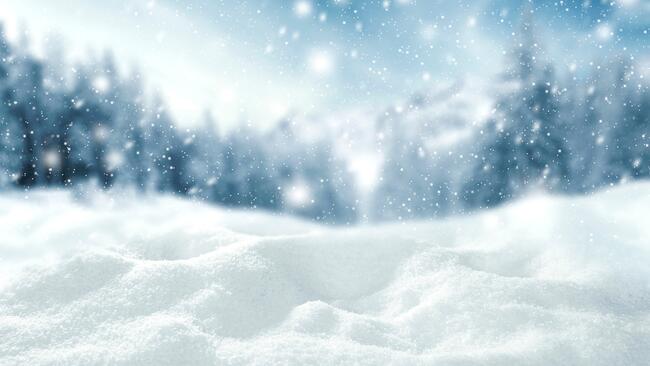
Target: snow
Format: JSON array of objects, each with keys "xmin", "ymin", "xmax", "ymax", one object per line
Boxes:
[
  {"xmin": 293, "ymin": 0, "xmax": 313, "ymax": 18},
  {"xmin": 307, "ymin": 49, "xmax": 335, "ymax": 76},
  {"xmin": 1, "ymin": 185, "xmax": 650, "ymax": 365}
]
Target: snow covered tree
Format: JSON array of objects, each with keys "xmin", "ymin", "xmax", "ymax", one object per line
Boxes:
[
  {"xmin": 63, "ymin": 64, "xmax": 110, "ymax": 187},
  {"xmin": 8, "ymin": 45, "xmax": 45, "ymax": 188},
  {"xmin": 285, "ymin": 142, "xmax": 356, "ymax": 223},
  {"xmin": 265, "ymin": 118, "xmax": 356, "ymax": 223},
  {"xmin": 606, "ymin": 63, "xmax": 650, "ymax": 181},
  {"xmin": 564, "ymin": 75, "xmax": 602, "ymax": 192},
  {"xmin": 372, "ymin": 110, "xmax": 440, "ymax": 220},
  {"xmin": 0, "ymin": 25, "xmax": 21, "ymax": 187},
  {"xmin": 110, "ymin": 70, "xmax": 148, "ymax": 190},
  {"xmin": 145, "ymin": 95, "xmax": 192, "ymax": 194},
  {"xmin": 215, "ymin": 125, "xmax": 279, "ymax": 209},
  {"xmin": 186, "ymin": 111, "xmax": 222, "ymax": 200},
  {"xmin": 463, "ymin": 14, "xmax": 569, "ymax": 207}
]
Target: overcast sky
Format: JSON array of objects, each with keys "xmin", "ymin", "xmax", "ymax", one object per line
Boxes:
[{"xmin": 0, "ymin": 0, "xmax": 647, "ymax": 128}]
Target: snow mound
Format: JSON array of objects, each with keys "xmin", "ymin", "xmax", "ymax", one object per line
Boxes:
[{"xmin": 1, "ymin": 186, "xmax": 650, "ymax": 365}]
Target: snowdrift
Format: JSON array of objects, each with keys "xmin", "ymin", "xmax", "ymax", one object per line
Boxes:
[{"xmin": 1, "ymin": 186, "xmax": 650, "ymax": 365}]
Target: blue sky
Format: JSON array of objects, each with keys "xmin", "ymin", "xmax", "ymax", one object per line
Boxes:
[{"xmin": 0, "ymin": 0, "xmax": 647, "ymax": 128}]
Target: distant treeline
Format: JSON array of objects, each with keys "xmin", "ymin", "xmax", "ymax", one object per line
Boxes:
[{"xmin": 0, "ymin": 22, "xmax": 648, "ymax": 223}]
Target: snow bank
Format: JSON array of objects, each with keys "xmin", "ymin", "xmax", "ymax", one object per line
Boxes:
[{"xmin": 1, "ymin": 186, "xmax": 650, "ymax": 365}]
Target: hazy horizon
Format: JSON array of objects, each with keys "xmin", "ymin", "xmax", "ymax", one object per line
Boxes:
[{"xmin": 1, "ymin": 0, "xmax": 646, "ymax": 129}]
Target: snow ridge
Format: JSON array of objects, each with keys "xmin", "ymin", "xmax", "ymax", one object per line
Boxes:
[{"xmin": 1, "ymin": 186, "xmax": 650, "ymax": 365}]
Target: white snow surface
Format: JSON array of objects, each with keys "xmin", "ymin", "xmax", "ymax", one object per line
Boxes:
[{"xmin": 1, "ymin": 185, "xmax": 650, "ymax": 365}]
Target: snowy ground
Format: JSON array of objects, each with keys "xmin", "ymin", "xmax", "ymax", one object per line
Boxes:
[{"xmin": 1, "ymin": 185, "xmax": 650, "ymax": 365}]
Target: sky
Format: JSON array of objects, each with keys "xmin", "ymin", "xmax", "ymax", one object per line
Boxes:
[{"xmin": 0, "ymin": 0, "xmax": 647, "ymax": 129}]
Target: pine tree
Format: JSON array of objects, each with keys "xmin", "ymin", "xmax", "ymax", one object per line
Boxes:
[
  {"xmin": 145, "ymin": 95, "xmax": 192, "ymax": 194},
  {"xmin": 216, "ymin": 125, "xmax": 279, "ymax": 209},
  {"xmin": 607, "ymin": 64, "xmax": 650, "ymax": 180},
  {"xmin": 111, "ymin": 70, "xmax": 148, "ymax": 190},
  {"xmin": 463, "ymin": 11, "xmax": 569, "ymax": 207},
  {"xmin": 188, "ymin": 111, "xmax": 222, "ymax": 200},
  {"xmin": 0, "ymin": 25, "xmax": 21, "ymax": 187},
  {"xmin": 9, "ymin": 52, "xmax": 44, "ymax": 188}
]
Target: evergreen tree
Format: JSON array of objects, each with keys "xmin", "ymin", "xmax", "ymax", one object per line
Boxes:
[
  {"xmin": 463, "ymin": 13, "xmax": 569, "ymax": 207},
  {"xmin": 215, "ymin": 125, "xmax": 279, "ymax": 209},
  {"xmin": 111, "ymin": 70, "xmax": 148, "ymax": 190},
  {"xmin": 188, "ymin": 111, "xmax": 222, "ymax": 200},
  {"xmin": 0, "ymin": 25, "xmax": 21, "ymax": 187},
  {"xmin": 607, "ymin": 65, "xmax": 650, "ymax": 180},
  {"xmin": 372, "ymin": 110, "xmax": 437, "ymax": 220},
  {"xmin": 9, "ymin": 49, "xmax": 44, "ymax": 187},
  {"xmin": 146, "ymin": 96, "xmax": 192, "ymax": 194}
]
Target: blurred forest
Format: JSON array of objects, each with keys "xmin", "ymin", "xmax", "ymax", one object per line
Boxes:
[{"xmin": 0, "ymin": 21, "xmax": 648, "ymax": 223}]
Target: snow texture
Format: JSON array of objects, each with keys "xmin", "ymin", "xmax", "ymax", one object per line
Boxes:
[{"xmin": 1, "ymin": 185, "xmax": 650, "ymax": 365}]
